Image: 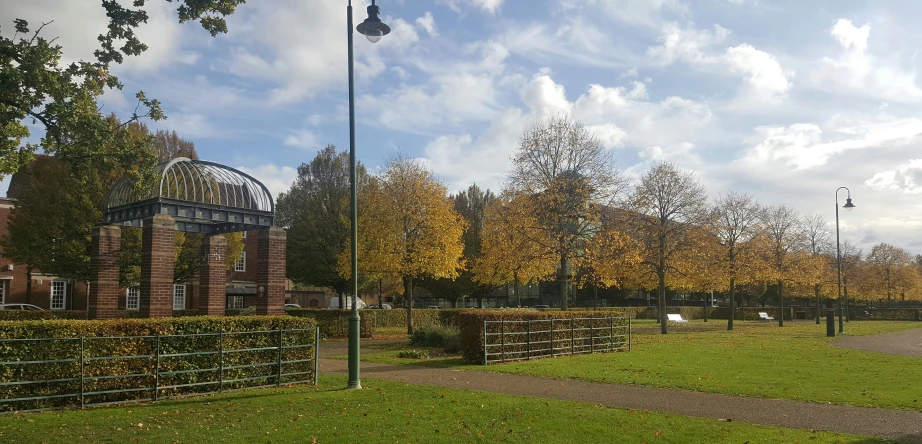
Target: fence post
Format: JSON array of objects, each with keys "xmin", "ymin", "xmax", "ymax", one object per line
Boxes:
[
  {"xmin": 314, "ymin": 327, "xmax": 320, "ymax": 385},
  {"xmin": 609, "ymin": 317, "xmax": 614, "ymax": 352},
  {"xmin": 526, "ymin": 320, "xmax": 531, "ymax": 360},
  {"xmin": 79, "ymin": 336, "xmax": 85, "ymax": 408},
  {"xmin": 590, "ymin": 318, "xmax": 594, "ymax": 354},
  {"xmin": 628, "ymin": 317, "xmax": 632, "ymax": 352},
  {"xmin": 500, "ymin": 319, "xmax": 506, "ymax": 363},
  {"xmin": 277, "ymin": 329, "xmax": 283, "ymax": 387},
  {"xmin": 482, "ymin": 320, "xmax": 487, "ymax": 365},
  {"xmin": 550, "ymin": 319, "xmax": 556, "ymax": 357},
  {"xmin": 219, "ymin": 331, "xmax": 224, "ymax": 393},
  {"xmin": 570, "ymin": 318, "xmax": 575, "ymax": 355},
  {"xmin": 154, "ymin": 334, "xmax": 160, "ymax": 402}
]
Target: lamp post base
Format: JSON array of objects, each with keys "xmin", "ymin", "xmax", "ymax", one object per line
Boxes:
[{"xmin": 346, "ymin": 308, "xmax": 362, "ymax": 390}]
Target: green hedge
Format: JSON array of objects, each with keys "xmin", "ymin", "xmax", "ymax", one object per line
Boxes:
[
  {"xmin": 0, "ymin": 316, "xmax": 318, "ymax": 412},
  {"xmin": 367, "ymin": 308, "xmax": 462, "ymax": 330},
  {"xmin": 456, "ymin": 309, "xmax": 630, "ymax": 365},
  {"xmin": 285, "ymin": 309, "xmax": 376, "ymax": 338},
  {"xmin": 0, "ymin": 310, "xmax": 88, "ymax": 321}
]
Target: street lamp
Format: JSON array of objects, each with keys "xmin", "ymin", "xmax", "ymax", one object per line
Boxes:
[
  {"xmin": 346, "ymin": 0, "xmax": 390, "ymax": 390},
  {"xmin": 835, "ymin": 187, "xmax": 855, "ymax": 335}
]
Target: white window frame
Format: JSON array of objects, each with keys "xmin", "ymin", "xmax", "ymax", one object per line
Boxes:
[
  {"xmin": 173, "ymin": 284, "xmax": 186, "ymax": 311},
  {"xmin": 51, "ymin": 280, "xmax": 67, "ymax": 310},
  {"xmin": 126, "ymin": 288, "xmax": 140, "ymax": 311},
  {"xmin": 235, "ymin": 251, "xmax": 246, "ymax": 272},
  {"xmin": 241, "ymin": 231, "xmax": 247, "ymax": 239},
  {"xmin": 0, "ymin": 281, "xmax": 5, "ymax": 305},
  {"xmin": 231, "ymin": 296, "xmax": 244, "ymax": 309}
]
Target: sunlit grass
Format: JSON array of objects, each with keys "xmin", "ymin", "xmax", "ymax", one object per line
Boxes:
[{"xmin": 0, "ymin": 375, "xmax": 883, "ymax": 443}]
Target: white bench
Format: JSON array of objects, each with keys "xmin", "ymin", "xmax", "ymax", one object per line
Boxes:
[
  {"xmin": 667, "ymin": 314, "xmax": 688, "ymax": 324},
  {"xmin": 758, "ymin": 312, "xmax": 774, "ymax": 321}
]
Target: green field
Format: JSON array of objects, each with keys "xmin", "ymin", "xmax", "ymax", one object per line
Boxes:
[
  {"xmin": 361, "ymin": 320, "xmax": 922, "ymax": 411},
  {"xmin": 0, "ymin": 375, "xmax": 881, "ymax": 443}
]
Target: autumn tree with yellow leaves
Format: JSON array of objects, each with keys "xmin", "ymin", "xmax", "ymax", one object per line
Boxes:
[
  {"xmin": 759, "ymin": 204, "xmax": 811, "ymax": 327},
  {"xmin": 473, "ymin": 194, "xmax": 556, "ymax": 307},
  {"xmin": 506, "ymin": 115, "xmax": 623, "ymax": 310},
  {"xmin": 859, "ymin": 243, "xmax": 919, "ymax": 307},
  {"xmin": 348, "ymin": 157, "xmax": 466, "ymax": 334}
]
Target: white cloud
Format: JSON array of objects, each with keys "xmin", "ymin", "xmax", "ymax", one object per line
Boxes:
[
  {"xmin": 237, "ymin": 164, "xmax": 298, "ymax": 201},
  {"xmin": 866, "ymin": 159, "xmax": 922, "ymax": 194},
  {"xmin": 439, "ymin": 0, "xmax": 504, "ymax": 14},
  {"xmin": 284, "ymin": 130, "xmax": 321, "ymax": 150},
  {"xmin": 416, "ymin": 12, "xmax": 438, "ymax": 37},
  {"xmin": 647, "ymin": 22, "xmax": 793, "ymax": 106},
  {"xmin": 810, "ymin": 19, "xmax": 922, "ymax": 103}
]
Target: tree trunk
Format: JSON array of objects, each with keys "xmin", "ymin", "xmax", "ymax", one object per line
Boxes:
[
  {"xmin": 728, "ymin": 278, "xmax": 735, "ymax": 331},
  {"xmin": 513, "ymin": 271, "xmax": 521, "ymax": 308},
  {"xmin": 559, "ymin": 256, "xmax": 569, "ymax": 310},
  {"xmin": 704, "ymin": 291, "xmax": 710, "ymax": 323},
  {"xmin": 659, "ymin": 268, "xmax": 668, "ymax": 335},
  {"xmin": 593, "ymin": 285, "xmax": 598, "ymax": 311},
  {"xmin": 843, "ymin": 276, "xmax": 850, "ymax": 322},
  {"xmin": 25, "ymin": 266, "xmax": 33, "ymax": 302},
  {"xmin": 778, "ymin": 280, "xmax": 784, "ymax": 327},
  {"xmin": 404, "ymin": 276, "xmax": 414, "ymax": 336}
]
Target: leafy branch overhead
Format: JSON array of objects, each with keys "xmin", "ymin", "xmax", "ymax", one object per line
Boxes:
[{"xmin": 1, "ymin": 1, "xmax": 243, "ymax": 178}]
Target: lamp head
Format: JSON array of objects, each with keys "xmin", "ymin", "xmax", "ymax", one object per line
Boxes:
[
  {"xmin": 356, "ymin": 1, "xmax": 390, "ymax": 43},
  {"xmin": 843, "ymin": 197, "xmax": 855, "ymax": 211}
]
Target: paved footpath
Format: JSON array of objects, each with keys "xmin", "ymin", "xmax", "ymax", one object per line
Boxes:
[{"xmin": 319, "ymin": 333, "xmax": 922, "ymax": 443}]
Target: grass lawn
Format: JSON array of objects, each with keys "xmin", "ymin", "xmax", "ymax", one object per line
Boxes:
[
  {"xmin": 360, "ymin": 321, "xmax": 922, "ymax": 411},
  {"xmin": 0, "ymin": 374, "xmax": 882, "ymax": 443}
]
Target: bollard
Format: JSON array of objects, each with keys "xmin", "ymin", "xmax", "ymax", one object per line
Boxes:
[{"xmin": 826, "ymin": 309, "xmax": 835, "ymax": 337}]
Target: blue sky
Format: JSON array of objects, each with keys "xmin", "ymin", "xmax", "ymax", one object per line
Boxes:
[{"xmin": 5, "ymin": 0, "xmax": 922, "ymax": 255}]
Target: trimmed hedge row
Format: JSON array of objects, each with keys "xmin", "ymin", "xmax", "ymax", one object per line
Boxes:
[
  {"xmin": 456, "ymin": 309, "xmax": 630, "ymax": 365},
  {"xmin": 0, "ymin": 316, "xmax": 318, "ymax": 412},
  {"xmin": 0, "ymin": 310, "xmax": 89, "ymax": 321},
  {"xmin": 285, "ymin": 309, "xmax": 376, "ymax": 338}
]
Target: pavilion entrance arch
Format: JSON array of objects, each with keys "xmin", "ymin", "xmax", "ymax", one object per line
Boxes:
[{"xmin": 88, "ymin": 158, "xmax": 285, "ymax": 319}]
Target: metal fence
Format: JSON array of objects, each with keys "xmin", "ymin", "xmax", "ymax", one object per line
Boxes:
[
  {"xmin": 0, "ymin": 328, "xmax": 320, "ymax": 413},
  {"xmin": 483, "ymin": 317, "xmax": 630, "ymax": 365}
]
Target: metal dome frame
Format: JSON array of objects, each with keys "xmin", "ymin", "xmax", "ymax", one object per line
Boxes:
[{"xmin": 105, "ymin": 158, "xmax": 275, "ymax": 234}]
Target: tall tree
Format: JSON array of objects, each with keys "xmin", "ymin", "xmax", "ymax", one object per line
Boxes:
[
  {"xmin": 706, "ymin": 192, "xmax": 764, "ymax": 330},
  {"xmin": 506, "ymin": 114, "xmax": 622, "ymax": 310},
  {"xmin": 760, "ymin": 205, "xmax": 806, "ymax": 327},
  {"xmin": 863, "ymin": 243, "xmax": 913, "ymax": 307},
  {"xmin": 2, "ymin": 2, "xmax": 242, "ymax": 178},
  {"xmin": 351, "ymin": 157, "xmax": 466, "ymax": 334},
  {"xmin": 277, "ymin": 146, "xmax": 367, "ymax": 298},
  {"xmin": 628, "ymin": 161, "xmax": 707, "ymax": 334},
  {"xmin": 473, "ymin": 194, "xmax": 556, "ymax": 307},
  {"xmin": 801, "ymin": 214, "xmax": 835, "ymax": 324}
]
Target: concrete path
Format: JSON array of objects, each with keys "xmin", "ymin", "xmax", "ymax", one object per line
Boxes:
[
  {"xmin": 319, "ymin": 337, "xmax": 922, "ymax": 443},
  {"xmin": 833, "ymin": 327, "xmax": 922, "ymax": 357}
]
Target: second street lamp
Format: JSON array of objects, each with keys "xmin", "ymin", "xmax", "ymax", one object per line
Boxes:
[
  {"xmin": 835, "ymin": 187, "xmax": 855, "ymax": 336},
  {"xmin": 346, "ymin": 0, "xmax": 390, "ymax": 390}
]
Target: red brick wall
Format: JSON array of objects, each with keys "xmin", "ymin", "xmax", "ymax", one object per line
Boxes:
[
  {"xmin": 198, "ymin": 235, "xmax": 227, "ymax": 315},
  {"xmin": 88, "ymin": 225, "xmax": 121, "ymax": 319},
  {"xmin": 256, "ymin": 227, "xmax": 286, "ymax": 315},
  {"xmin": 141, "ymin": 214, "xmax": 175, "ymax": 317}
]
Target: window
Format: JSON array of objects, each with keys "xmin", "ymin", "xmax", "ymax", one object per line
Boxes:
[
  {"xmin": 51, "ymin": 280, "xmax": 67, "ymax": 310},
  {"xmin": 173, "ymin": 284, "xmax": 186, "ymax": 310},
  {"xmin": 235, "ymin": 251, "xmax": 246, "ymax": 272},
  {"xmin": 231, "ymin": 296, "xmax": 243, "ymax": 309},
  {"xmin": 241, "ymin": 231, "xmax": 247, "ymax": 239},
  {"xmin": 126, "ymin": 288, "xmax": 140, "ymax": 311},
  {"xmin": 0, "ymin": 281, "xmax": 5, "ymax": 304}
]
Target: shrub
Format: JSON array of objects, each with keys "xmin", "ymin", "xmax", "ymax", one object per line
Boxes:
[
  {"xmin": 397, "ymin": 349, "xmax": 429, "ymax": 360},
  {"xmin": 286, "ymin": 309, "xmax": 375, "ymax": 338},
  {"xmin": 410, "ymin": 324, "xmax": 461, "ymax": 353},
  {"xmin": 0, "ymin": 316, "xmax": 318, "ymax": 412},
  {"xmin": 0, "ymin": 310, "xmax": 88, "ymax": 321}
]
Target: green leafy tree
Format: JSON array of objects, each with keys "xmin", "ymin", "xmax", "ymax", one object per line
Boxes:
[
  {"xmin": 277, "ymin": 145, "xmax": 368, "ymax": 298},
  {"xmin": 1, "ymin": 1, "xmax": 242, "ymax": 177}
]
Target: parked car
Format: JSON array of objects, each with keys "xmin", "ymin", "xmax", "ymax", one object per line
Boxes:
[
  {"xmin": 427, "ymin": 305, "xmax": 440, "ymax": 309},
  {"xmin": 0, "ymin": 304, "xmax": 43, "ymax": 310},
  {"xmin": 284, "ymin": 303, "xmax": 302, "ymax": 309},
  {"xmin": 367, "ymin": 304, "xmax": 393, "ymax": 309},
  {"xmin": 531, "ymin": 305, "xmax": 550, "ymax": 309}
]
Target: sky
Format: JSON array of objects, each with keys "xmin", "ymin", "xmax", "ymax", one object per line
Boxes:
[{"xmin": 3, "ymin": 0, "xmax": 922, "ymax": 255}]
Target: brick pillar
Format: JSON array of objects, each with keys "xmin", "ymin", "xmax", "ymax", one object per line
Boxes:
[
  {"xmin": 198, "ymin": 234, "xmax": 227, "ymax": 316},
  {"xmin": 88, "ymin": 225, "xmax": 121, "ymax": 319},
  {"xmin": 256, "ymin": 227, "xmax": 286, "ymax": 315},
  {"xmin": 141, "ymin": 214, "xmax": 175, "ymax": 318}
]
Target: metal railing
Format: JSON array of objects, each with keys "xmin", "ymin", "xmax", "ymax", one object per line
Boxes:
[
  {"xmin": 483, "ymin": 317, "xmax": 630, "ymax": 365},
  {"xmin": 0, "ymin": 327, "xmax": 320, "ymax": 413}
]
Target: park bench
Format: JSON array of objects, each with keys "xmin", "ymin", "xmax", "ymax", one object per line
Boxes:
[
  {"xmin": 758, "ymin": 312, "xmax": 774, "ymax": 321},
  {"xmin": 666, "ymin": 313, "xmax": 688, "ymax": 324}
]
